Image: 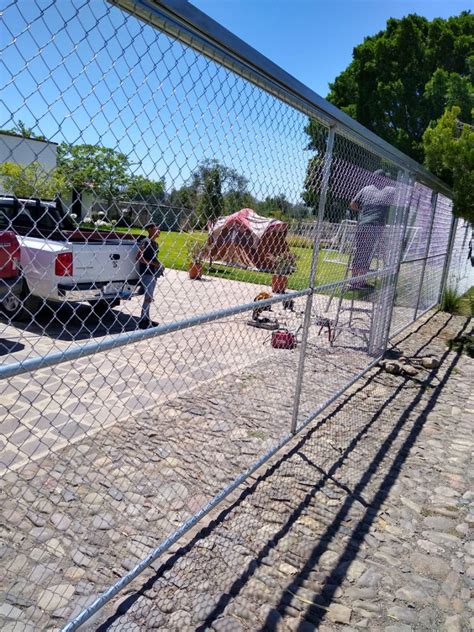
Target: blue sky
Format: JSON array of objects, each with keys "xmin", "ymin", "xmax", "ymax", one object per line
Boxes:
[
  {"xmin": 0, "ymin": 0, "xmax": 470, "ymax": 201},
  {"xmin": 192, "ymin": 0, "xmax": 472, "ymax": 97}
]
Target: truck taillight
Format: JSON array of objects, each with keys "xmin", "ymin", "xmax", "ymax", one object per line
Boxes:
[{"xmin": 55, "ymin": 252, "xmax": 73, "ymax": 276}]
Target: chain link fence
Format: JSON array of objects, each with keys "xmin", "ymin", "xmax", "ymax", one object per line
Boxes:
[
  {"xmin": 0, "ymin": 1, "xmax": 470, "ymax": 630},
  {"xmin": 445, "ymin": 216, "xmax": 473, "ymax": 297}
]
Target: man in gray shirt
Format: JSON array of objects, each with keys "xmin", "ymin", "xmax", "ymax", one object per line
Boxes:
[{"xmin": 349, "ymin": 169, "xmax": 395, "ymax": 287}]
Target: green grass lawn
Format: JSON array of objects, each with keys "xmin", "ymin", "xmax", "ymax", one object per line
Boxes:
[
  {"xmin": 109, "ymin": 227, "xmax": 348, "ymax": 290},
  {"xmin": 158, "ymin": 231, "xmax": 346, "ymax": 290}
]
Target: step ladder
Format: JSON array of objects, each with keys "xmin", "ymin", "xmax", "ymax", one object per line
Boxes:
[{"xmin": 324, "ymin": 239, "xmax": 382, "ymax": 353}]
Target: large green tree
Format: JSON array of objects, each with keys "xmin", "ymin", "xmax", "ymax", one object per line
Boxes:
[
  {"xmin": 327, "ymin": 12, "xmax": 474, "ymax": 162},
  {"xmin": 190, "ymin": 159, "xmax": 248, "ymax": 197},
  {"xmin": 223, "ymin": 190, "xmax": 256, "ymax": 215},
  {"xmin": 125, "ymin": 174, "xmax": 165, "ymax": 203},
  {"xmin": 0, "ymin": 162, "xmax": 66, "ymax": 199},
  {"xmin": 196, "ymin": 166, "xmax": 224, "ymax": 227},
  {"xmin": 190, "ymin": 159, "xmax": 249, "ymax": 227},
  {"xmin": 57, "ymin": 143, "xmax": 131, "ymax": 211},
  {"xmin": 423, "ymin": 106, "xmax": 474, "ymax": 222},
  {"xmin": 257, "ymin": 194, "xmax": 292, "ymax": 220}
]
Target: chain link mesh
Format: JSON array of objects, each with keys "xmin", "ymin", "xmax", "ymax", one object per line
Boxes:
[
  {"xmin": 389, "ymin": 182, "xmax": 435, "ymax": 335},
  {"xmin": 446, "ymin": 217, "xmax": 473, "ymax": 296},
  {"xmin": 0, "ymin": 0, "xmax": 463, "ymax": 629}
]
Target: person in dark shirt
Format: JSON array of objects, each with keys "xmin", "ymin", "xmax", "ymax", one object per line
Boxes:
[
  {"xmin": 137, "ymin": 223, "xmax": 163, "ymax": 329},
  {"xmin": 349, "ymin": 169, "xmax": 395, "ymax": 288}
]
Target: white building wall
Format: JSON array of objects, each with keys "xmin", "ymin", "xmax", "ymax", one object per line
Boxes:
[{"xmin": 0, "ymin": 133, "xmax": 57, "ymax": 171}]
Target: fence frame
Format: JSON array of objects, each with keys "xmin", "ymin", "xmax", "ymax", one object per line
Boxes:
[
  {"xmin": 1, "ymin": 1, "xmax": 462, "ymax": 631},
  {"xmin": 438, "ymin": 214, "xmax": 459, "ymax": 302},
  {"xmin": 377, "ymin": 169, "xmax": 415, "ymax": 354},
  {"xmin": 414, "ymin": 191, "xmax": 438, "ymax": 316},
  {"xmin": 291, "ymin": 124, "xmax": 336, "ymax": 433}
]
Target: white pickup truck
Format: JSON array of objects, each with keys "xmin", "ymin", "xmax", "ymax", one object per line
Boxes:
[{"xmin": 0, "ymin": 196, "xmax": 143, "ymax": 315}]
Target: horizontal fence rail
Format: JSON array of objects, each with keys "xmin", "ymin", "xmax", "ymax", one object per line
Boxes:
[{"xmin": 0, "ymin": 1, "xmax": 470, "ymax": 630}]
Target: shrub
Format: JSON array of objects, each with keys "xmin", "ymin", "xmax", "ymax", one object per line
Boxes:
[
  {"xmin": 287, "ymin": 234, "xmax": 314, "ymax": 249},
  {"xmin": 440, "ymin": 286, "xmax": 462, "ymax": 314}
]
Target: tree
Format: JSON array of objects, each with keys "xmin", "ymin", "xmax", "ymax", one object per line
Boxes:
[
  {"xmin": 190, "ymin": 159, "xmax": 248, "ymax": 197},
  {"xmin": 223, "ymin": 190, "xmax": 256, "ymax": 215},
  {"xmin": 166, "ymin": 186, "xmax": 196, "ymax": 231},
  {"xmin": 125, "ymin": 175, "xmax": 165, "ymax": 203},
  {"xmin": 167, "ymin": 186, "xmax": 196, "ymax": 211},
  {"xmin": 0, "ymin": 120, "xmax": 46, "ymax": 141},
  {"xmin": 0, "ymin": 162, "xmax": 66, "ymax": 198},
  {"xmin": 189, "ymin": 159, "xmax": 248, "ymax": 227},
  {"xmin": 327, "ymin": 12, "xmax": 474, "ymax": 162},
  {"xmin": 196, "ymin": 167, "xmax": 224, "ymax": 227},
  {"xmin": 57, "ymin": 143, "xmax": 131, "ymax": 214},
  {"xmin": 423, "ymin": 106, "xmax": 474, "ymax": 223},
  {"xmin": 257, "ymin": 194, "xmax": 292, "ymax": 219}
]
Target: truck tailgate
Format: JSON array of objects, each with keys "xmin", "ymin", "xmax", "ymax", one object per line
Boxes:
[{"xmin": 72, "ymin": 240, "xmax": 139, "ymax": 283}]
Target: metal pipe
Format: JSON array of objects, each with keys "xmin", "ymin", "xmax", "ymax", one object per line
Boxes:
[
  {"xmin": 401, "ymin": 252, "xmax": 451, "ymax": 265},
  {"xmin": 62, "ymin": 345, "xmax": 381, "ymax": 632},
  {"xmin": 414, "ymin": 191, "xmax": 438, "ymax": 317},
  {"xmin": 290, "ymin": 125, "xmax": 336, "ymax": 433},
  {"xmin": 0, "ymin": 270, "xmax": 392, "ymax": 383},
  {"xmin": 0, "ymin": 289, "xmax": 308, "ymax": 381},
  {"xmin": 109, "ymin": 0, "xmax": 451, "ymax": 197},
  {"xmin": 376, "ymin": 169, "xmax": 415, "ymax": 354}
]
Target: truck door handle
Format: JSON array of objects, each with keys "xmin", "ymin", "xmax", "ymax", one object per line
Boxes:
[{"xmin": 110, "ymin": 254, "xmax": 120, "ymax": 260}]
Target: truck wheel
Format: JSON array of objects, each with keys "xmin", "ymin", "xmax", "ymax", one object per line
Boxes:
[{"xmin": 1, "ymin": 293, "xmax": 22, "ymax": 318}]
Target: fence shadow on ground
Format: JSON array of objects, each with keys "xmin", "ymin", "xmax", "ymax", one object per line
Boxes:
[
  {"xmin": 0, "ymin": 337, "xmax": 25, "ymax": 356},
  {"xmin": 95, "ymin": 312, "xmax": 466, "ymax": 631},
  {"xmin": 261, "ymin": 316, "xmax": 465, "ymax": 630},
  {"xmin": 1, "ymin": 303, "xmax": 143, "ymax": 342}
]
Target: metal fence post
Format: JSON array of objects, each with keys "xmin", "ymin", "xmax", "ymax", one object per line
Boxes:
[
  {"xmin": 414, "ymin": 190, "xmax": 438, "ymax": 317},
  {"xmin": 438, "ymin": 214, "xmax": 458, "ymax": 303},
  {"xmin": 290, "ymin": 124, "xmax": 336, "ymax": 434},
  {"xmin": 371, "ymin": 168, "xmax": 414, "ymax": 355}
]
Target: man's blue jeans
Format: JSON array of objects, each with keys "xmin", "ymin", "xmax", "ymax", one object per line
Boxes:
[{"xmin": 140, "ymin": 273, "xmax": 157, "ymax": 320}]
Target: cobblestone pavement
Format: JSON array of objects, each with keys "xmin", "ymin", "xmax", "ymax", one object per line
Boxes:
[
  {"xmin": 0, "ymin": 289, "xmax": 374, "ymax": 628},
  {"xmin": 87, "ymin": 311, "xmax": 473, "ymax": 632}
]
